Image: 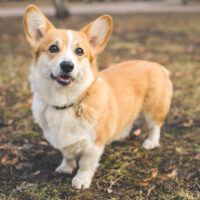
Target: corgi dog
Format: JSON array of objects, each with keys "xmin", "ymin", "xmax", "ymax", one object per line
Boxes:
[{"xmin": 24, "ymin": 5, "xmax": 173, "ymax": 189}]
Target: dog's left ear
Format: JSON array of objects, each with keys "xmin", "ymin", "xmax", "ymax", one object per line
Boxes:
[
  {"xmin": 82, "ymin": 15, "xmax": 113, "ymax": 55},
  {"xmin": 24, "ymin": 5, "xmax": 55, "ymax": 48}
]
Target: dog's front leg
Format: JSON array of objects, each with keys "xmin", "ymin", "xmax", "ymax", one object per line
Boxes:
[
  {"xmin": 56, "ymin": 149, "xmax": 77, "ymax": 174},
  {"xmin": 56, "ymin": 157, "xmax": 76, "ymax": 174},
  {"xmin": 72, "ymin": 144, "xmax": 104, "ymax": 189}
]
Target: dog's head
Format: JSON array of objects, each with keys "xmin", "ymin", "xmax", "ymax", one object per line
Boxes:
[{"xmin": 24, "ymin": 5, "xmax": 112, "ymax": 88}]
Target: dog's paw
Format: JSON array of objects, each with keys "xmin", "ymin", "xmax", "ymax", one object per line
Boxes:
[
  {"xmin": 55, "ymin": 160, "xmax": 74, "ymax": 174},
  {"xmin": 72, "ymin": 176, "xmax": 91, "ymax": 190},
  {"xmin": 143, "ymin": 139, "xmax": 160, "ymax": 150},
  {"xmin": 56, "ymin": 165, "xmax": 73, "ymax": 174}
]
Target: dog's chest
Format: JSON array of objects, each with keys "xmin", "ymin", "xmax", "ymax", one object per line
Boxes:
[{"xmin": 32, "ymin": 94, "xmax": 95, "ymax": 150}]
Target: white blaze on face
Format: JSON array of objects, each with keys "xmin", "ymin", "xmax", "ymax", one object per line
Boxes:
[
  {"xmin": 67, "ymin": 30, "xmax": 73, "ymax": 58},
  {"xmin": 65, "ymin": 30, "xmax": 95, "ymax": 89},
  {"xmin": 50, "ymin": 29, "xmax": 94, "ymax": 88},
  {"xmin": 50, "ymin": 30, "xmax": 77, "ymax": 78},
  {"xmin": 64, "ymin": 30, "xmax": 79, "ymax": 78}
]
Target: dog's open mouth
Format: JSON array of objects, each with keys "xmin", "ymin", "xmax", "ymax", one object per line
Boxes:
[{"xmin": 50, "ymin": 73, "xmax": 74, "ymax": 86}]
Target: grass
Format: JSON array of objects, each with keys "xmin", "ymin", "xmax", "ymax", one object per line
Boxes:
[{"xmin": 0, "ymin": 13, "xmax": 200, "ymax": 199}]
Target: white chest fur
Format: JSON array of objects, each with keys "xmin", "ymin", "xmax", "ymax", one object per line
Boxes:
[{"xmin": 32, "ymin": 93, "xmax": 96, "ymax": 151}]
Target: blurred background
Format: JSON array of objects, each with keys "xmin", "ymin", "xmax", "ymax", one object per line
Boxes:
[
  {"xmin": 1, "ymin": 0, "xmax": 200, "ymax": 18},
  {"xmin": 0, "ymin": 0, "xmax": 200, "ymax": 199}
]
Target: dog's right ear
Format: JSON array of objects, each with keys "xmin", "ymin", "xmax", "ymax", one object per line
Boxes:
[
  {"xmin": 24, "ymin": 5, "xmax": 54, "ymax": 48},
  {"xmin": 82, "ymin": 15, "xmax": 113, "ymax": 56}
]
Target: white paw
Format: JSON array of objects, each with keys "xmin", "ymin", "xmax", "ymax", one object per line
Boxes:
[
  {"xmin": 56, "ymin": 165, "xmax": 73, "ymax": 174},
  {"xmin": 55, "ymin": 160, "xmax": 74, "ymax": 174},
  {"xmin": 143, "ymin": 139, "xmax": 160, "ymax": 150},
  {"xmin": 72, "ymin": 176, "xmax": 91, "ymax": 190}
]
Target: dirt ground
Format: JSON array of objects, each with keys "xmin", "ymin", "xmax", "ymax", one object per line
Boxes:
[{"xmin": 0, "ymin": 13, "xmax": 200, "ymax": 200}]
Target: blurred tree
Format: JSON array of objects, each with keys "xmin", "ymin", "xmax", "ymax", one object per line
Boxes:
[
  {"xmin": 52, "ymin": 0, "xmax": 70, "ymax": 18},
  {"xmin": 182, "ymin": 0, "xmax": 188, "ymax": 5}
]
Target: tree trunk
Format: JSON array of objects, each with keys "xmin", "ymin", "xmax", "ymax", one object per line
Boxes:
[
  {"xmin": 52, "ymin": 0, "xmax": 70, "ymax": 18},
  {"xmin": 182, "ymin": 0, "xmax": 188, "ymax": 5}
]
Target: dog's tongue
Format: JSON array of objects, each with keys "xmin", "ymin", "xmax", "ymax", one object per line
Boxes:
[{"xmin": 58, "ymin": 75, "xmax": 71, "ymax": 81}]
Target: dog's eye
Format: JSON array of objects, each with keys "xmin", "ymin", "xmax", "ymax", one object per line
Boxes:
[
  {"xmin": 49, "ymin": 45, "xmax": 59, "ymax": 53},
  {"xmin": 75, "ymin": 47, "xmax": 84, "ymax": 56}
]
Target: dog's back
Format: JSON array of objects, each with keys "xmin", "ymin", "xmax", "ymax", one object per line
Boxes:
[{"xmin": 93, "ymin": 60, "xmax": 173, "ymax": 148}]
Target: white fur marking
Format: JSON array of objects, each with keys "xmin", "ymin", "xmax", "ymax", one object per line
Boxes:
[
  {"xmin": 98, "ymin": 77, "xmax": 103, "ymax": 82},
  {"xmin": 143, "ymin": 113, "xmax": 160, "ymax": 150},
  {"xmin": 67, "ymin": 30, "xmax": 73, "ymax": 56},
  {"xmin": 115, "ymin": 122, "xmax": 133, "ymax": 141}
]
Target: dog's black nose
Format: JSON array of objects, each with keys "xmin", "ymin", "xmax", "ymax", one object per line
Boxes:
[{"xmin": 60, "ymin": 61, "xmax": 74, "ymax": 73}]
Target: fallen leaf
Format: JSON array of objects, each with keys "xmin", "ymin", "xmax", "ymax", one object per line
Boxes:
[
  {"xmin": 152, "ymin": 168, "xmax": 158, "ymax": 178},
  {"xmin": 135, "ymin": 168, "xmax": 177, "ymax": 186},
  {"xmin": 194, "ymin": 153, "xmax": 200, "ymax": 160},
  {"xmin": 2, "ymin": 34, "xmax": 10, "ymax": 41},
  {"xmin": 157, "ymin": 169, "xmax": 177, "ymax": 180},
  {"xmin": 144, "ymin": 168, "xmax": 158, "ymax": 182},
  {"xmin": 158, "ymin": 58, "xmax": 169, "ymax": 65},
  {"xmin": 16, "ymin": 182, "xmax": 36, "ymax": 191},
  {"xmin": 38, "ymin": 141, "xmax": 48, "ymax": 146},
  {"xmin": 28, "ymin": 98, "xmax": 32, "ymax": 105},
  {"xmin": 15, "ymin": 162, "xmax": 33, "ymax": 170},
  {"xmin": 132, "ymin": 140, "xmax": 140, "ymax": 146},
  {"xmin": 32, "ymin": 170, "xmax": 40, "ymax": 176},
  {"xmin": 141, "ymin": 158, "xmax": 151, "ymax": 166},
  {"xmin": 6, "ymin": 157, "xmax": 18, "ymax": 165},
  {"xmin": 197, "ymin": 69, "xmax": 200, "ymax": 75},
  {"xmin": 135, "ymin": 181, "xmax": 149, "ymax": 186},
  {"xmin": 10, "ymin": 146, "xmax": 21, "ymax": 155},
  {"xmin": 34, "ymin": 150, "xmax": 44, "ymax": 155},
  {"xmin": 176, "ymin": 147, "xmax": 189, "ymax": 155},
  {"xmin": 130, "ymin": 49, "xmax": 137, "ymax": 55},
  {"xmin": 107, "ymin": 188, "xmax": 113, "ymax": 194},
  {"xmin": 147, "ymin": 185, "xmax": 155, "ymax": 197},
  {"xmin": 175, "ymin": 71, "xmax": 184, "ymax": 78},
  {"xmin": 194, "ymin": 55, "xmax": 200, "ymax": 61},
  {"xmin": 7, "ymin": 119, "xmax": 13, "ymax": 125},
  {"xmin": 1, "ymin": 154, "xmax": 8, "ymax": 165},
  {"xmin": 133, "ymin": 129, "xmax": 141, "ymax": 136},
  {"xmin": 183, "ymin": 120, "xmax": 193, "ymax": 127}
]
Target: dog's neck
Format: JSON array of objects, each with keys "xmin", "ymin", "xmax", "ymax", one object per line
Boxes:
[{"xmin": 51, "ymin": 92, "xmax": 89, "ymax": 119}]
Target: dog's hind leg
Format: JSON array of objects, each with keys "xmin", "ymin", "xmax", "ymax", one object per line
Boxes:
[
  {"xmin": 142, "ymin": 72, "xmax": 172, "ymax": 150},
  {"xmin": 142, "ymin": 113, "xmax": 161, "ymax": 150}
]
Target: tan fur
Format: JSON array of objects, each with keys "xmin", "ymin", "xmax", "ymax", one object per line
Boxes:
[{"xmin": 82, "ymin": 60, "xmax": 172, "ymax": 146}]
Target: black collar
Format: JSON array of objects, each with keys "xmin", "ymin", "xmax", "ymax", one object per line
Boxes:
[
  {"xmin": 53, "ymin": 103, "xmax": 74, "ymax": 110},
  {"xmin": 52, "ymin": 79, "xmax": 98, "ymax": 112},
  {"xmin": 52, "ymin": 93, "xmax": 89, "ymax": 116}
]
